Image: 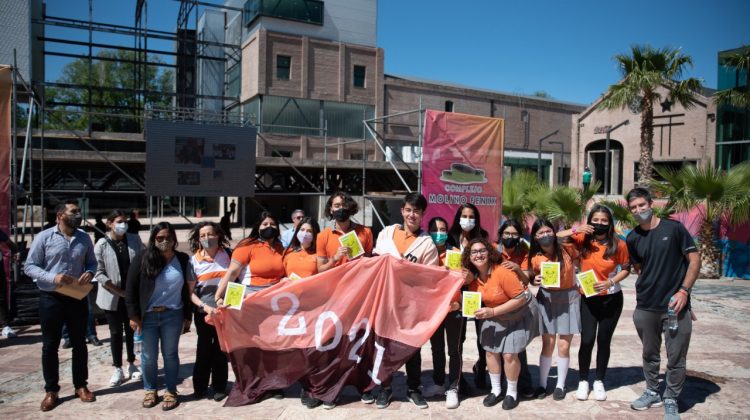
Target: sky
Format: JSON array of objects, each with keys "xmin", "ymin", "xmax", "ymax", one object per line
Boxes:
[{"xmin": 43, "ymin": 0, "xmax": 750, "ymax": 106}]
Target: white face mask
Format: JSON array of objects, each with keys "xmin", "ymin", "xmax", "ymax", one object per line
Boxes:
[
  {"xmin": 113, "ymin": 222, "xmax": 128, "ymax": 236},
  {"xmin": 459, "ymin": 218, "xmax": 476, "ymax": 232},
  {"xmin": 296, "ymin": 231, "xmax": 313, "ymax": 245}
]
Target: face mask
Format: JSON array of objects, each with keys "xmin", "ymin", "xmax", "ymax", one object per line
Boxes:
[
  {"xmin": 537, "ymin": 234, "xmax": 555, "ymax": 247},
  {"xmin": 67, "ymin": 214, "xmax": 83, "ymax": 229},
  {"xmin": 114, "ymin": 222, "xmax": 128, "ymax": 236},
  {"xmin": 332, "ymin": 208, "xmax": 349, "ymax": 222},
  {"xmin": 636, "ymin": 208, "xmax": 653, "ymax": 223},
  {"xmin": 200, "ymin": 237, "xmax": 218, "ymax": 250},
  {"xmin": 430, "ymin": 232, "xmax": 448, "ymax": 246},
  {"xmin": 297, "ymin": 231, "xmax": 313, "ymax": 245},
  {"xmin": 459, "ymin": 218, "xmax": 476, "ymax": 232},
  {"xmin": 591, "ymin": 223, "xmax": 609, "ymax": 235},
  {"xmin": 502, "ymin": 237, "xmax": 520, "ymax": 249},
  {"xmin": 259, "ymin": 226, "xmax": 277, "ymax": 239},
  {"xmin": 156, "ymin": 240, "xmax": 173, "ymax": 251}
]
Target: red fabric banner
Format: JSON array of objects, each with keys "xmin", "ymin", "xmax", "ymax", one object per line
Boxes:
[
  {"xmin": 211, "ymin": 255, "xmax": 463, "ymax": 405},
  {"xmin": 421, "ymin": 109, "xmax": 505, "ymax": 238}
]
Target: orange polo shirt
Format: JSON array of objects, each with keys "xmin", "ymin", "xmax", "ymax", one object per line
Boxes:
[
  {"xmin": 393, "ymin": 228, "xmax": 419, "ymax": 256},
  {"xmin": 316, "ymin": 223, "xmax": 373, "ymax": 267},
  {"xmin": 232, "ymin": 240, "xmax": 285, "ymax": 287},
  {"xmin": 469, "ymin": 264, "xmax": 525, "ymax": 307},
  {"xmin": 570, "ymin": 233, "xmax": 629, "ymax": 296},
  {"xmin": 283, "ymin": 247, "xmax": 319, "ymax": 279},
  {"xmin": 530, "ymin": 248, "xmax": 577, "ymax": 291},
  {"xmin": 500, "ymin": 245, "xmax": 530, "ymax": 270}
]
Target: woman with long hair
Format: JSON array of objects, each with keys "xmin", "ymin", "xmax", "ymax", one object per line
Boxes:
[
  {"xmin": 527, "ymin": 218, "xmax": 580, "ymax": 401},
  {"xmin": 283, "ymin": 217, "xmax": 321, "ymax": 280},
  {"xmin": 94, "ymin": 209, "xmax": 144, "ymax": 387},
  {"xmin": 126, "ymin": 222, "xmax": 195, "ymax": 411},
  {"xmin": 427, "ymin": 216, "xmax": 469, "ymax": 408},
  {"xmin": 556, "ymin": 205, "xmax": 630, "ymax": 401},
  {"xmin": 215, "ymin": 211, "xmax": 285, "ymax": 301},
  {"xmin": 187, "ymin": 222, "xmax": 233, "ymax": 402},
  {"xmin": 447, "ymin": 204, "xmax": 489, "ymax": 390},
  {"xmin": 316, "ymin": 191, "xmax": 373, "ymax": 274},
  {"xmin": 463, "ymin": 238, "xmax": 538, "ymax": 410}
]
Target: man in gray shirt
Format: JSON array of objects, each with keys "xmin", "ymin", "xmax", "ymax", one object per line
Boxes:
[{"xmin": 24, "ymin": 199, "xmax": 97, "ymax": 412}]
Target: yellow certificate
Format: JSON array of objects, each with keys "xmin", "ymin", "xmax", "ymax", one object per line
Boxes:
[
  {"xmin": 577, "ymin": 270, "xmax": 599, "ymax": 297},
  {"xmin": 338, "ymin": 230, "xmax": 364, "ymax": 259},
  {"xmin": 288, "ymin": 272, "xmax": 302, "ymax": 281},
  {"xmin": 224, "ymin": 282, "xmax": 245, "ymax": 310},
  {"xmin": 540, "ymin": 261, "xmax": 560, "ymax": 288},
  {"xmin": 445, "ymin": 249, "xmax": 462, "ymax": 270},
  {"xmin": 462, "ymin": 291, "xmax": 482, "ymax": 318}
]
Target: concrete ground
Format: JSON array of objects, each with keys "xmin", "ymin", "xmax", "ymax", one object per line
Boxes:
[{"xmin": 1, "ymin": 221, "xmax": 748, "ymax": 418}]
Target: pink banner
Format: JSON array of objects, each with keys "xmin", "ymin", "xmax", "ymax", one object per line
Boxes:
[{"xmin": 421, "ymin": 110, "xmax": 504, "ymax": 238}]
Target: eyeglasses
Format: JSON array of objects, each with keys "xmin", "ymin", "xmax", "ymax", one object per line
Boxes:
[
  {"xmin": 470, "ymin": 248, "xmax": 488, "ymax": 256},
  {"xmin": 155, "ymin": 236, "xmax": 171, "ymax": 242}
]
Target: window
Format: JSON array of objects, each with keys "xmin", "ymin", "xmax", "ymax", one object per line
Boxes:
[
  {"xmin": 353, "ymin": 65, "xmax": 366, "ymax": 88},
  {"xmin": 276, "ymin": 55, "xmax": 291, "ymax": 80},
  {"xmin": 445, "ymin": 101, "xmax": 454, "ymax": 112},
  {"xmin": 244, "ymin": 0, "xmax": 324, "ymax": 27}
]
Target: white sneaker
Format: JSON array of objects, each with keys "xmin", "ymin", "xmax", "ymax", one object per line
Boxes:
[
  {"xmin": 445, "ymin": 389, "xmax": 459, "ymax": 409},
  {"xmin": 128, "ymin": 363, "xmax": 142, "ymax": 380},
  {"xmin": 109, "ymin": 367, "xmax": 124, "ymax": 387},
  {"xmin": 423, "ymin": 383, "xmax": 444, "ymax": 397},
  {"xmin": 593, "ymin": 380, "xmax": 607, "ymax": 401},
  {"xmin": 575, "ymin": 381, "xmax": 589, "ymax": 401},
  {"xmin": 2, "ymin": 325, "xmax": 17, "ymax": 338}
]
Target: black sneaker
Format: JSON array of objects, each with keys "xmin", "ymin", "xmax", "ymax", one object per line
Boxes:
[
  {"xmin": 300, "ymin": 390, "xmax": 314, "ymax": 407},
  {"xmin": 376, "ymin": 387, "xmax": 392, "ymax": 409},
  {"xmin": 87, "ymin": 336, "xmax": 103, "ymax": 347},
  {"xmin": 534, "ymin": 386, "xmax": 547, "ymax": 399},
  {"xmin": 62, "ymin": 339, "xmax": 72, "ymax": 349},
  {"xmin": 361, "ymin": 391, "xmax": 375, "ymax": 404},
  {"xmin": 322, "ymin": 398, "xmax": 337, "ymax": 410},
  {"xmin": 520, "ymin": 386, "xmax": 536, "ymax": 399},
  {"xmin": 473, "ymin": 365, "xmax": 488, "ymax": 390},
  {"xmin": 213, "ymin": 392, "xmax": 227, "ymax": 402},
  {"xmin": 483, "ymin": 393, "xmax": 501, "ymax": 407},
  {"xmin": 269, "ymin": 389, "xmax": 284, "ymax": 399},
  {"xmin": 553, "ymin": 387, "xmax": 566, "ymax": 401},
  {"xmin": 191, "ymin": 390, "xmax": 206, "ymax": 400},
  {"xmin": 407, "ymin": 389, "xmax": 428, "ymax": 409},
  {"xmin": 502, "ymin": 395, "xmax": 518, "ymax": 410}
]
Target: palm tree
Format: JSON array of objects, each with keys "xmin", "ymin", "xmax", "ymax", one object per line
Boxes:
[
  {"xmin": 599, "ymin": 45, "xmax": 702, "ymax": 186},
  {"xmin": 502, "ymin": 170, "xmax": 541, "ymax": 221},
  {"xmin": 714, "ymin": 46, "xmax": 750, "ymax": 108},
  {"xmin": 531, "ymin": 182, "xmax": 601, "ymax": 228},
  {"xmin": 650, "ymin": 162, "xmax": 750, "ymax": 278}
]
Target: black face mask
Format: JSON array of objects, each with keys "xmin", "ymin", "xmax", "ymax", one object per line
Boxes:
[
  {"xmin": 502, "ymin": 237, "xmax": 520, "ymax": 249},
  {"xmin": 259, "ymin": 227, "xmax": 277, "ymax": 239},
  {"xmin": 332, "ymin": 208, "xmax": 349, "ymax": 222},
  {"xmin": 537, "ymin": 235, "xmax": 555, "ymax": 247},
  {"xmin": 592, "ymin": 223, "xmax": 609, "ymax": 235}
]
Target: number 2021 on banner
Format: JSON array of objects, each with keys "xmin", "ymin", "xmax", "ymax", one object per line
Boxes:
[{"xmin": 271, "ymin": 292, "xmax": 386, "ymax": 385}]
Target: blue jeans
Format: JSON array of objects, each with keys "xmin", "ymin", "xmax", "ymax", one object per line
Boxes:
[{"xmin": 141, "ymin": 309, "xmax": 183, "ymax": 392}]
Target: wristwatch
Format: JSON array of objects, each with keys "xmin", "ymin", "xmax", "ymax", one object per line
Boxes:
[{"xmin": 679, "ymin": 286, "xmax": 691, "ymax": 294}]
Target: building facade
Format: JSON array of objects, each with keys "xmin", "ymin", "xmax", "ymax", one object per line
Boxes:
[{"xmin": 716, "ymin": 46, "xmax": 750, "ymax": 170}]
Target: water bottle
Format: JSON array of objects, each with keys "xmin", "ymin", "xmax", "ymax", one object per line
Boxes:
[
  {"xmin": 134, "ymin": 329, "xmax": 143, "ymax": 354},
  {"xmin": 667, "ymin": 297, "xmax": 678, "ymax": 331}
]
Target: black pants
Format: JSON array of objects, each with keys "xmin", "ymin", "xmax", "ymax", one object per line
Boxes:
[
  {"xmin": 104, "ymin": 299, "xmax": 135, "ymax": 367},
  {"xmin": 39, "ymin": 291, "xmax": 89, "ymax": 392},
  {"xmin": 429, "ymin": 310, "xmax": 466, "ymax": 390},
  {"xmin": 579, "ymin": 292, "xmax": 623, "ymax": 381},
  {"xmin": 0, "ymin": 263, "xmax": 9, "ymax": 326},
  {"xmin": 61, "ymin": 291, "xmax": 97, "ymax": 340},
  {"xmin": 382, "ymin": 352, "xmax": 422, "ymax": 391},
  {"xmin": 193, "ymin": 310, "xmax": 228, "ymax": 393}
]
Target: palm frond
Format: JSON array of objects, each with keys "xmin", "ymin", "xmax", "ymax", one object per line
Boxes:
[
  {"xmin": 714, "ymin": 88, "xmax": 750, "ymax": 108},
  {"xmin": 598, "ymin": 199, "xmax": 636, "ymax": 228}
]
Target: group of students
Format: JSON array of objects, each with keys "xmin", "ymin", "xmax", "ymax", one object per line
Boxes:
[{"xmin": 28, "ymin": 187, "xmax": 697, "ymax": 419}]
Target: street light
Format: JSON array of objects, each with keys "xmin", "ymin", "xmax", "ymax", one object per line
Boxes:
[
  {"xmin": 549, "ymin": 141, "xmax": 564, "ymax": 184},
  {"xmin": 537, "ymin": 129, "xmax": 559, "ymax": 183},
  {"xmin": 604, "ymin": 119, "xmax": 629, "ymax": 196}
]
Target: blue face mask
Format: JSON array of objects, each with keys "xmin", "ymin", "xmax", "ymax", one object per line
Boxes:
[{"xmin": 430, "ymin": 232, "xmax": 448, "ymax": 245}]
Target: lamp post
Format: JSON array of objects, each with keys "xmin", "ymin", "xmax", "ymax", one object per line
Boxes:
[
  {"xmin": 537, "ymin": 129, "xmax": 559, "ymax": 183},
  {"xmin": 549, "ymin": 141, "xmax": 565, "ymax": 184},
  {"xmin": 604, "ymin": 119, "xmax": 629, "ymax": 196}
]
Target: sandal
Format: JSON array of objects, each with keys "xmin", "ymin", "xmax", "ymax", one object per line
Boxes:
[
  {"xmin": 142, "ymin": 390, "xmax": 158, "ymax": 408},
  {"xmin": 162, "ymin": 391, "xmax": 179, "ymax": 411}
]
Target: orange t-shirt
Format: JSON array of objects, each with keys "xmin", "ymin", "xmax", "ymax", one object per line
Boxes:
[
  {"xmin": 469, "ymin": 264, "xmax": 526, "ymax": 307},
  {"xmin": 571, "ymin": 233, "xmax": 629, "ymax": 295},
  {"xmin": 316, "ymin": 223, "xmax": 373, "ymax": 267},
  {"xmin": 501, "ymin": 246, "xmax": 530, "ymax": 270},
  {"xmin": 283, "ymin": 247, "xmax": 319, "ymax": 279},
  {"xmin": 232, "ymin": 240, "xmax": 285, "ymax": 286},
  {"xmin": 393, "ymin": 228, "xmax": 419, "ymax": 257},
  {"xmin": 530, "ymin": 248, "xmax": 577, "ymax": 291}
]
